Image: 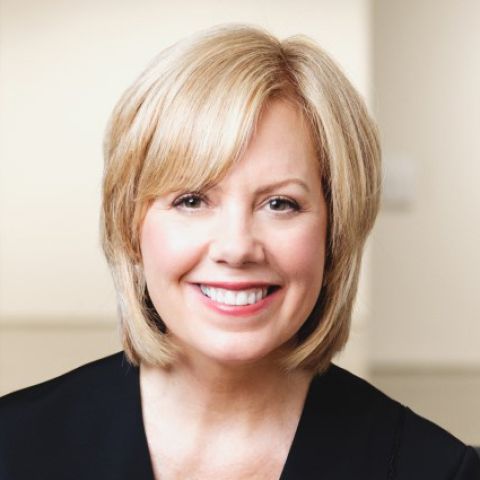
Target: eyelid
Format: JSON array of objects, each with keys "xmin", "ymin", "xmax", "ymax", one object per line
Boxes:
[
  {"xmin": 173, "ymin": 190, "xmax": 204, "ymax": 200},
  {"xmin": 268, "ymin": 195, "xmax": 298, "ymax": 204}
]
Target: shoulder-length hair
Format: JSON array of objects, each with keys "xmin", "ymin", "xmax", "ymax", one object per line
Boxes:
[{"xmin": 101, "ymin": 24, "xmax": 381, "ymax": 373}]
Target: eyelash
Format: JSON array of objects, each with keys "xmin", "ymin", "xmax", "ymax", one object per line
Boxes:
[
  {"xmin": 172, "ymin": 193, "xmax": 301, "ymax": 213},
  {"xmin": 172, "ymin": 192, "xmax": 207, "ymax": 210}
]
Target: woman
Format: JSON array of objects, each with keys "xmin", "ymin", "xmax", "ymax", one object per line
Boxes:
[{"xmin": 1, "ymin": 24, "xmax": 479, "ymax": 480}]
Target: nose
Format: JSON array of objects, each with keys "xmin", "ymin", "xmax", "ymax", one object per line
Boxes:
[{"xmin": 208, "ymin": 207, "xmax": 266, "ymax": 267}]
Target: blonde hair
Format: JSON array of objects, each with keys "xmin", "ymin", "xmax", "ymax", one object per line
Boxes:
[{"xmin": 102, "ymin": 24, "xmax": 381, "ymax": 373}]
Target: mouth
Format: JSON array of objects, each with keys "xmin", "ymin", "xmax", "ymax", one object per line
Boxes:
[{"xmin": 196, "ymin": 284, "xmax": 281, "ymax": 307}]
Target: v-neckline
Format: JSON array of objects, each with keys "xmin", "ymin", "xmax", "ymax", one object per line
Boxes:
[
  {"xmin": 131, "ymin": 361, "xmax": 330, "ymax": 480},
  {"xmin": 278, "ymin": 369, "xmax": 330, "ymax": 479}
]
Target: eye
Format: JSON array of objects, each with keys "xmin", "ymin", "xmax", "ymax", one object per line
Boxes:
[
  {"xmin": 267, "ymin": 196, "xmax": 300, "ymax": 212},
  {"xmin": 172, "ymin": 192, "xmax": 207, "ymax": 210}
]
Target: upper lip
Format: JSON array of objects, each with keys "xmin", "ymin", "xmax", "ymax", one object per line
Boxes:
[{"xmin": 193, "ymin": 281, "xmax": 279, "ymax": 290}]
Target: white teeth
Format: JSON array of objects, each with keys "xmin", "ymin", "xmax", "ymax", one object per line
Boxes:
[
  {"xmin": 224, "ymin": 290, "xmax": 236, "ymax": 305},
  {"xmin": 234, "ymin": 291, "xmax": 247, "ymax": 306},
  {"xmin": 200, "ymin": 285, "xmax": 269, "ymax": 306}
]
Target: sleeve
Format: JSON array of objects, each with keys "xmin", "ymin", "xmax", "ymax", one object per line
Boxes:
[{"xmin": 452, "ymin": 446, "xmax": 480, "ymax": 480}]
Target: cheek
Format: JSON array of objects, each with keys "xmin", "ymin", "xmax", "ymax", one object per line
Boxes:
[
  {"xmin": 269, "ymin": 221, "xmax": 327, "ymax": 284},
  {"xmin": 140, "ymin": 215, "xmax": 203, "ymax": 283}
]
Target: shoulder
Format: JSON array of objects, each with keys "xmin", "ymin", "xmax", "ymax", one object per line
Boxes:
[
  {"xmin": 0, "ymin": 352, "xmax": 143, "ymax": 479},
  {"xmin": 305, "ymin": 364, "xmax": 480, "ymax": 479},
  {"xmin": 0, "ymin": 351, "xmax": 134, "ymax": 416},
  {"xmin": 397, "ymin": 407, "xmax": 480, "ymax": 479},
  {"xmin": 0, "ymin": 351, "xmax": 136, "ymax": 429}
]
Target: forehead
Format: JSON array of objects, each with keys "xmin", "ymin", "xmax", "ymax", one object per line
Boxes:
[{"xmin": 242, "ymin": 100, "xmax": 318, "ymax": 168}]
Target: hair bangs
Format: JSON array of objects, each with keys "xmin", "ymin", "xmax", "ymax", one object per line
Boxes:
[{"xmin": 136, "ymin": 42, "xmax": 293, "ymax": 202}]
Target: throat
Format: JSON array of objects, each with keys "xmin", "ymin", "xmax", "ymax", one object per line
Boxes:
[{"xmin": 140, "ymin": 359, "xmax": 312, "ymax": 428}]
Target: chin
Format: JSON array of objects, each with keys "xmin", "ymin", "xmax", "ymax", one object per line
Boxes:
[{"xmin": 189, "ymin": 335, "xmax": 286, "ymax": 368}]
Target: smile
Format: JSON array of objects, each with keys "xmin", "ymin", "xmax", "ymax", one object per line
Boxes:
[{"xmin": 199, "ymin": 285, "xmax": 280, "ymax": 306}]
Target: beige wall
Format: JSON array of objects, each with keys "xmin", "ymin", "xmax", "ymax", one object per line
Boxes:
[
  {"xmin": 0, "ymin": 0, "xmax": 373, "ymax": 392},
  {"xmin": 371, "ymin": 0, "xmax": 480, "ymax": 445},
  {"xmin": 371, "ymin": 0, "xmax": 480, "ymax": 368}
]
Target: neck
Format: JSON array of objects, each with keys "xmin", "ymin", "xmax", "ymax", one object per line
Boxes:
[{"xmin": 140, "ymin": 352, "xmax": 312, "ymax": 427}]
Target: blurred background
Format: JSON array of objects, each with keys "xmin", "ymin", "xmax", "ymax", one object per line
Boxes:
[{"xmin": 0, "ymin": 0, "xmax": 479, "ymax": 444}]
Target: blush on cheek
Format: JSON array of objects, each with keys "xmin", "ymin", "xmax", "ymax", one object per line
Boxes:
[
  {"xmin": 277, "ymin": 224, "xmax": 325, "ymax": 263},
  {"xmin": 141, "ymin": 213, "xmax": 208, "ymax": 283}
]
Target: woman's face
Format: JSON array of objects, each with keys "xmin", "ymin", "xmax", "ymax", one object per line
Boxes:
[{"xmin": 140, "ymin": 100, "xmax": 328, "ymax": 367}]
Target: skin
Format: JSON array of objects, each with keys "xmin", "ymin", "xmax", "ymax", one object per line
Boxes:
[{"xmin": 139, "ymin": 99, "xmax": 328, "ymax": 479}]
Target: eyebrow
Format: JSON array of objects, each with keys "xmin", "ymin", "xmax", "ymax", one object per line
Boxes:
[
  {"xmin": 209, "ymin": 178, "xmax": 311, "ymax": 195},
  {"xmin": 255, "ymin": 178, "xmax": 311, "ymax": 195}
]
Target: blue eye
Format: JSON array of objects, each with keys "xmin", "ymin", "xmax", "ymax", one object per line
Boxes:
[
  {"xmin": 172, "ymin": 193, "xmax": 206, "ymax": 209},
  {"xmin": 268, "ymin": 197, "xmax": 300, "ymax": 212}
]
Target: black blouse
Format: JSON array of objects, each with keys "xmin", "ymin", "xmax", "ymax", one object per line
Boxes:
[{"xmin": 1, "ymin": 352, "xmax": 479, "ymax": 479}]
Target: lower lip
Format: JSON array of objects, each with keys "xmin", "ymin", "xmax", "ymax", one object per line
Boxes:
[{"xmin": 191, "ymin": 284, "xmax": 281, "ymax": 317}]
